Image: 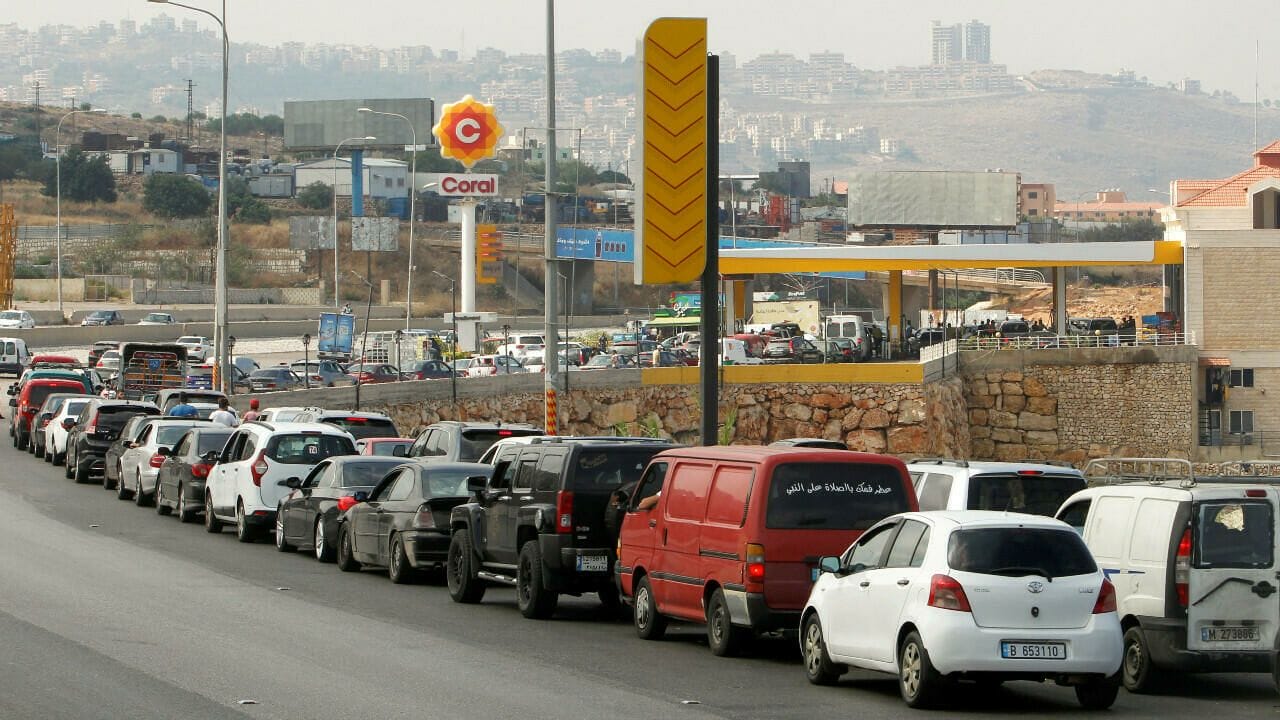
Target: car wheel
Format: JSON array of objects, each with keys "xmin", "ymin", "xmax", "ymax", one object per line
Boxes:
[
  {"xmin": 1075, "ymin": 676, "xmax": 1120, "ymax": 710},
  {"xmin": 516, "ymin": 540, "xmax": 557, "ymax": 619},
  {"xmin": 235, "ymin": 501, "xmax": 257, "ymax": 543},
  {"xmin": 33, "ymin": 438, "xmax": 43, "ymax": 458},
  {"xmin": 275, "ymin": 507, "xmax": 294, "ymax": 552},
  {"xmin": 116, "ymin": 468, "xmax": 134, "ymax": 500},
  {"xmin": 177, "ymin": 485, "xmax": 195, "ymax": 523},
  {"xmin": 388, "ymin": 534, "xmax": 414, "ymax": 584},
  {"xmin": 64, "ymin": 448, "xmax": 75, "ymax": 479},
  {"xmin": 204, "ymin": 493, "xmax": 222, "ymax": 533},
  {"xmin": 134, "ymin": 472, "xmax": 150, "ymax": 507},
  {"xmin": 1122, "ymin": 626, "xmax": 1159, "ymax": 693},
  {"xmin": 899, "ymin": 630, "xmax": 943, "ymax": 709},
  {"xmin": 802, "ymin": 613, "xmax": 844, "ymax": 685},
  {"xmin": 707, "ymin": 588, "xmax": 749, "ymax": 657},
  {"xmin": 446, "ymin": 531, "xmax": 485, "ymax": 604},
  {"xmin": 336, "ymin": 524, "xmax": 361, "ymax": 572},
  {"xmin": 633, "ymin": 575, "xmax": 667, "ymax": 641},
  {"xmin": 74, "ymin": 456, "xmax": 91, "ymax": 485},
  {"xmin": 155, "ymin": 482, "xmax": 171, "ymax": 516},
  {"xmin": 313, "ymin": 518, "xmax": 335, "ymax": 562}
]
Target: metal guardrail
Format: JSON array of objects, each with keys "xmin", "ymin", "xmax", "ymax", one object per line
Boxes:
[
  {"xmin": 953, "ymin": 331, "xmax": 1195, "ymax": 351},
  {"xmin": 919, "ymin": 338, "xmax": 958, "ymax": 362}
]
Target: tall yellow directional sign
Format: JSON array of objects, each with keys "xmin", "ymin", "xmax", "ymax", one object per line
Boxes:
[{"xmin": 635, "ymin": 17, "xmax": 707, "ymax": 285}]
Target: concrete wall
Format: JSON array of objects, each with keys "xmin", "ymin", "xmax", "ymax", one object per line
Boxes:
[
  {"xmin": 15, "ymin": 279, "xmax": 86, "ymax": 303},
  {"xmin": 132, "ymin": 287, "xmax": 323, "ymax": 306}
]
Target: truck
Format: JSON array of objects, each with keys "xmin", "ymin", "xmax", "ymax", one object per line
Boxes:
[
  {"xmin": 317, "ymin": 312, "xmax": 356, "ymax": 361},
  {"xmin": 114, "ymin": 342, "xmax": 189, "ymax": 401}
]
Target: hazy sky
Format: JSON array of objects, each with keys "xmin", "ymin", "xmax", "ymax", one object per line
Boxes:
[{"xmin": 11, "ymin": 1, "xmax": 1278, "ymax": 99}]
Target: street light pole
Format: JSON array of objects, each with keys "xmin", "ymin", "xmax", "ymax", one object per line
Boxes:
[
  {"xmin": 331, "ymin": 136, "xmax": 376, "ymax": 308},
  {"xmin": 357, "ymin": 108, "xmax": 419, "ymax": 331},
  {"xmin": 54, "ymin": 107, "xmax": 105, "ymax": 319},
  {"xmin": 432, "ymin": 270, "xmax": 457, "ymax": 406}
]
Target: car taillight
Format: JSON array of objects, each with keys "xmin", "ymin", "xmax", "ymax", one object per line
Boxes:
[
  {"xmin": 928, "ymin": 574, "xmax": 972, "ymax": 612},
  {"xmin": 249, "ymin": 451, "xmax": 268, "ymax": 487},
  {"xmin": 1175, "ymin": 527, "xmax": 1192, "ymax": 608},
  {"xmin": 336, "ymin": 494, "xmax": 359, "ymax": 512},
  {"xmin": 191, "ymin": 463, "xmax": 210, "ymax": 479},
  {"xmin": 745, "ymin": 542, "xmax": 766, "ymax": 583},
  {"xmin": 1093, "ymin": 578, "xmax": 1117, "ymax": 614},
  {"xmin": 415, "ymin": 504, "xmax": 435, "ymax": 529},
  {"xmin": 149, "ymin": 454, "xmax": 166, "ymax": 469},
  {"xmin": 556, "ymin": 490, "xmax": 574, "ymax": 533},
  {"xmin": 84, "ymin": 412, "xmax": 99, "ymax": 435}
]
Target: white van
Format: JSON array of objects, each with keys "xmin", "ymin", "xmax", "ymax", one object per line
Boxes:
[
  {"xmin": 0, "ymin": 337, "xmax": 31, "ymax": 376},
  {"xmin": 1057, "ymin": 458, "xmax": 1280, "ymax": 693}
]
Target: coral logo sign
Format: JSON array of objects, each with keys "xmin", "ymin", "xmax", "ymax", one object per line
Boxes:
[
  {"xmin": 437, "ymin": 173, "xmax": 499, "ymax": 197},
  {"xmin": 432, "ymin": 95, "xmax": 504, "ymax": 169}
]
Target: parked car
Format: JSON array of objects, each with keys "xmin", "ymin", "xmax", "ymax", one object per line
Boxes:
[
  {"xmin": 1068, "ymin": 317, "xmax": 1120, "ymax": 347},
  {"xmin": 290, "ymin": 409, "xmax": 398, "ymax": 441},
  {"xmin": 464, "ymin": 355, "xmax": 528, "ymax": 377},
  {"xmin": 87, "ymin": 341, "xmax": 121, "ymax": 368},
  {"xmin": 0, "ymin": 309, "xmax": 36, "ymax": 329},
  {"xmin": 406, "ymin": 359, "xmax": 454, "ymax": 380},
  {"xmin": 138, "ymin": 312, "xmax": 176, "ymax": 325},
  {"xmin": 275, "ymin": 456, "xmax": 409, "ymax": 562},
  {"xmin": 408, "ymin": 421, "xmax": 544, "ymax": 463},
  {"xmin": 495, "ymin": 334, "xmax": 546, "ymax": 362},
  {"xmin": 155, "ymin": 388, "xmax": 227, "ymax": 415},
  {"xmin": 801, "ymin": 511, "xmax": 1122, "ymax": 709},
  {"xmin": 357, "ymin": 437, "xmax": 414, "ymax": 457},
  {"xmin": 574, "ymin": 353, "xmax": 638, "ymax": 371},
  {"xmin": 65, "ymin": 399, "xmax": 159, "ymax": 484},
  {"xmin": 451, "ymin": 358, "xmax": 474, "ymax": 377},
  {"xmin": 12, "ymin": 368, "xmax": 95, "ymax": 398},
  {"xmin": 1057, "ymin": 461, "xmax": 1280, "ymax": 693},
  {"xmin": 153, "ymin": 426, "xmax": 236, "ymax": 522},
  {"xmin": 447, "ymin": 438, "xmax": 675, "ymax": 617},
  {"xmin": 81, "ymin": 309, "xmax": 125, "ymax": 326},
  {"xmin": 0, "ymin": 337, "xmax": 32, "ymax": 375},
  {"xmin": 289, "ymin": 360, "xmax": 350, "ymax": 387},
  {"xmin": 204, "ymin": 421, "xmax": 356, "ymax": 542},
  {"xmin": 344, "ymin": 362, "xmax": 404, "ymax": 384},
  {"xmin": 104, "ymin": 414, "xmax": 161, "ymax": 493},
  {"xmin": 337, "ymin": 462, "xmax": 488, "ymax": 582},
  {"xmin": 31, "ymin": 393, "xmax": 92, "ymax": 460},
  {"xmin": 812, "ymin": 339, "xmax": 851, "ymax": 363},
  {"xmin": 11, "ymin": 378, "xmax": 87, "ymax": 451},
  {"xmin": 256, "ymin": 406, "xmax": 324, "ymax": 423},
  {"xmin": 115, "ymin": 418, "xmax": 212, "ymax": 505},
  {"xmin": 618, "ymin": 446, "xmax": 918, "ymax": 655},
  {"xmin": 176, "ymin": 336, "xmax": 212, "ymax": 362},
  {"xmin": 907, "ymin": 459, "xmax": 1086, "ymax": 515},
  {"xmin": 763, "ymin": 337, "xmax": 824, "ymax": 364},
  {"xmin": 95, "ymin": 349, "xmax": 121, "ymax": 378},
  {"xmin": 41, "ymin": 394, "xmax": 94, "ymax": 465},
  {"xmin": 248, "ymin": 367, "xmax": 303, "ymax": 393},
  {"xmin": 185, "ymin": 362, "xmax": 251, "ymax": 393}
]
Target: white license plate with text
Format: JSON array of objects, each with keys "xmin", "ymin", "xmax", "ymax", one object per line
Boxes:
[
  {"xmin": 1001, "ymin": 642, "xmax": 1066, "ymax": 660},
  {"xmin": 1202, "ymin": 626, "xmax": 1259, "ymax": 642},
  {"xmin": 576, "ymin": 555, "xmax": 608, "ymax": 573}
]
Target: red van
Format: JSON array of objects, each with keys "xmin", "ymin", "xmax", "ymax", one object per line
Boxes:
[
  {"xmin": 12, "ymin": 378, "xmax": 87, "ymax": 451},
  {"xmin": 617, "ymin": 446, "xmax": 917, "ymax": 656}
]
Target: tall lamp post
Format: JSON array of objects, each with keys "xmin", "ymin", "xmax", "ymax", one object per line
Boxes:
[
  {"xmin": 347, "ymin": 269, "xmax": 375, "ymax": 411},
  {"xmin": 357, "ymin": 108, "xmax": 420, "ymax": 331},
  {"xmin": 301, "ymin": 332, "xmax": 311, "ymax": 389},
  {"xmin": 431, "ymin": 270, "xmax": 457, "ymax": 407},
  {"xmin": 331, "ymin": 136, "xmax": 376, "ymax": 308},
  {"xmin": 149, "ymin": 0, "xmax": 229, "ymax": 393},
  {"xmin": 55, "ymin": 107, "xmax": 105, "ymax": 319}
]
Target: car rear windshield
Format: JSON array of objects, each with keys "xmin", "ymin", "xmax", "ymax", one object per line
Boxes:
[
  {"xmin": 196, "ymin": 431, "xmax": 234, "ymax": 455},
  {"xmin": 765, "ymin": 462, "xmax": 910, "ymax": 530},
  {"xmin": 27, "ymin": 384, "xmax": 83, "ymax": 406},
  {"xmin": 98, "ymin": 406, "xmax": 159, "ymax": 427},
  {"xmin": 367, "ymin": 441, "xmax": 411, "ymax": 457},
  {"xmin": 340, "ymin": 459, "xmax": 404, "ymax": 487},
  {"xmin": 967, "ymin": 473, "xmax": 1087, "ymax": 516},
  {"xmin": 266, "ymin": 433, "xmax": 356, "ymax": 464},
  {"xmin": 322, "ymin": 417, "xmax": 398, "ymax": 440},
  {"xmin": 1195, "ymin": 501, "xmax": 1274, "ymax": 569},
  {"xmin": 65, "ymin": 400, "xmax": 90, "ymax": 416},
  {"xmin": 459, "ymin": 428, "xmax": 543, "ymax": 462},
  {"xmin": 948, "ymin": 527, "xmax": 1097, "ymax": 578},
  {"xmin": 569, "ymin": 449, "xmax": 660, "ymax": 491},
  {"xmin": 157, "ymin": 425, "xmax": 200, "ymax": 445}
]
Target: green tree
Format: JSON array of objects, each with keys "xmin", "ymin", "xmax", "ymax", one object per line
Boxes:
[
  {"xmin": 143, "ymin": 173, "xmax": 212, "ymax": 218},
  {"xmin": 598, "ymin": 169, "xmax": 632, "ymax": 185},
  {"xmin": 297, "ymin": 181, "xmax": 333, "ymax": 210},
  {"xmin": 414, "ymin": 150, "xmax": 465, "ymax": 173},
  {"xmin": 150, "ymin": 115, "xmax": 167, "ymax": 123},
  {"xmin": 0, "ymin": 142, "xmax": 43, "ymax": 182},
  {"xmin": 131, "ymin": 112, "xmax": 143, "ymax": 119},
  {"xmin": 225, "ymin": 176, "xmax": 271, "ymax": 224},
  {"xmin": 41, "ymin": 149, "xmax": 117, "ymax": 203}
]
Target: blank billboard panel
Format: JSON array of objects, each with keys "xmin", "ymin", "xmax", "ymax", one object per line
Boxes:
[
  {"xmin": 351, "ymin": 217, "xmax": 399, "ymax": 251},
  {"xmin": 284, "ymin": 98, "xmax": 435, "ymax": 150},
  {"xmin": 289, "ymin": 216, "xmax": 335, "ymax": 250},
  {"xmin": 847, "ymin": 171, "xmax": 1018, "ymax": 228}
]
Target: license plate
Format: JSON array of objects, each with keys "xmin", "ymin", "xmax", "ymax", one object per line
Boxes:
[
  {"xmin": 1202, "ymin": 626, "xmax": 1260, "ymax": 642},
  {"xmin": 1001, "ymin": 642, "xmax": 1066, "ymax": 660},
  {"xmin": 576, "ymin": 555, "xmax": 608, "ymax": 573}
]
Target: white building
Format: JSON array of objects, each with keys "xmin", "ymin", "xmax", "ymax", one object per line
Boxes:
[
  {"xmin": 293, "ymin": 157, "xmax": 408, "ymax": 200},
  {"xmin": 128, "ymin": 148, "xmax": 180, "ymax": 175}
]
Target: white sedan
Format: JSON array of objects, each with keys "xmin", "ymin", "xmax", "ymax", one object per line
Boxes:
[
  {"xmin": 801, "ymin": 511, "xmax": 1123, "ymax": 710},
  {"xmin": 117, "ymin": 419, "xmax": 210, "ymax": 506},
  {"xmin": 0, "ymin": 309, "xmax": 35, "ymax": 329},
  {"xmin": 139, "ymin": 312, "xmax": 176, "ymax": 325},
  {"xmin": 176, "ymin": 335, "xmax": 212, "ymax": 362}
]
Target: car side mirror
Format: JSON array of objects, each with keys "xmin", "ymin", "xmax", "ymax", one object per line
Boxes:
[
  {"xmin": 818, "ymin": 556, "xmax": 842, "ymax": 575},
  {"xmin": 280, "ymin": 477, "xmax": 301, "ymax": 489},
  {"xmin": 202, "ymin": 450, "xmax": 219, "ymax": 463},
  {"xmin": 61, "ymin": 418, "xmax": 77, "ymax": 430},
  {"xmin": 352, "ymin": 490, "xmax": 369, "ymax": 503},
  {"xmin": 39, "ymin": 412, "xmax": 53, "ymax": 422},
  {"xmin": 466, "ymin": 476, "xmax": 488, "ymax": 493},
  {"xmin": 6, "ymin": 386, "xmax": 15, "ymax": 395}
]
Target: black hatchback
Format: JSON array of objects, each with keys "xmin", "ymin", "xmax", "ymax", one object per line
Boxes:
[{"xmin": 65, "ymin": 399, "xmax": 159, "ymax": 484}]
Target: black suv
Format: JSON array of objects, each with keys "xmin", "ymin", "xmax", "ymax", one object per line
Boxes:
[
  {"xmin": 408, "ymin": 421, "xmax": 543, "ymax": 463},
  {"xmin": 65, "ymin": 399, "xmax": 159, "ymax": 484},
  {"xmin": 446, "ymin": 437, "xmax": 674, "ymax": 619}
]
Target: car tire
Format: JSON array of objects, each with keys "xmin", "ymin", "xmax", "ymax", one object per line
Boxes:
[
  {"xmin": 336, "ymin": 524, "xmax": 361, "ymax": 572},
  {"xmin": 116, "ymin": 469, "xmax": 134, "ymax": 500},
  {"xmin": 235, "ymin": 501, "xmax": 257, "ymax": 543},
  {"xmin": 155, "ymin": 482, "xmax": 171, "ymax": 516},
  {"xmin": 15, "ymin": 429, "xmax": 26, "ymax": 451},
  {"xmin": 802, "ymin": 613, "xmax": 844, "ymax": 685},
  {"xmin": 313, "ymin": 518, "xmax": 335, "ymax": 563},
  {"xmin": 388, "ymin": 534, "xmax": 414, "ymax": 584},
  {"xmin": 633, "ymin": 575, "xmax": 667, "ymax": 641},
  {"xmin": 707, "ymin": 588, "xmax": 749, "ymax": 657},
  {"xmin": 898, "ymin": 630, "xmax": 943, "ymax": 709},
  {"xmin": 74, "ymin": 457, "xmax": 91, "ymax": 485},
  {"xmin": 1075, "ymin": 676, "xmax": 1121, "ymax": 710},
  {"xmin": 204, "ymin": 493, "xmax": 222, "ymax": 533},
  {"xmin": 177, "ymin": 485, "xmax": 195, "ymax": 523},
  {"xmin": 275, "ymin": 508, "xmax": 294, "ymax": 552},
  {"xmin": 446, "ymin": 531, "xmax": 485, "ymax": 604},
  {"xmin": 516, "ymin": 540, "xmax": 557, "ymax": 619},
  {"xmin": 1122, "ymin": 626, "xmax": 1159, "ymax": 693},
  {"xmin": 64, "ymin": 448, "xmax": 75, "ymax": 479},
  {"xmin": 134, "ymin": 472, "xmax": 151, "ymax": 507},
  {"xmin": 33, "ymin": 438, "xmax": 43, "ymax": 459}
]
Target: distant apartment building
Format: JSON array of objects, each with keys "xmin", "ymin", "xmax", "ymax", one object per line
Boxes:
[
  {"xmin": 1053, "ymin": 190, "xmax": 1163, "ymax": 223},
  {"xmin": 884, "ymin": 62, "xmax": 1013, "ymax": 95},
  {"xmin": 964, "ymin": 20, "xmax": 991, "ymax": 63},
  {"xmin": 1178, "ymin": 78, "xmax": 1202, "ymax": 95},
  {"xmin": 931, "ymin": 22, "xmax": 963, "ymax": 65},
  {"xmin": 1018, "ymin": 182, "xmax": 1056, "ymax": 219}
]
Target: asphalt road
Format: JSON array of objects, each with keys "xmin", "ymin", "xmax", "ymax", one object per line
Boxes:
[{"xmin": 1, "ymin": 412, "xmax": 1278, "ymax": 719}]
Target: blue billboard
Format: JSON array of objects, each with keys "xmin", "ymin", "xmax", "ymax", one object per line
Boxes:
[{"xmin": 317, "ymin": 312, "xmax": 355, "ymax": 356}]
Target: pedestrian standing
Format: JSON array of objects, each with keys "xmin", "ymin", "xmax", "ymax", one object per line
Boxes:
[
  {"xmin": 241, "ymin": 398, "xmax": 261, "ymax": 423},
  {"xmin": 209, "ymin": 397, "xmax": 239, "ymax": 427}
]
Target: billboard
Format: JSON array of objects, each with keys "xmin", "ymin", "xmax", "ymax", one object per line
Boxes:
[
  {"xmin": 288, "ymin": 216, "xmax": 335, "ymax": 250},
  {"xmin": 317, "ymin": 312, "xmax": 356, "ymax": 357},
  {"xmin": 846, "ymin": 171, "xmax": 1018, "ymax": 228},
  {"xmin": 284, "ymin": 98, "xmax": 435, "ymax": 151},
  {"xmin": 350, "ymin": 217, "xmax": 399, "ymax": 251},
  {"xmin": 556, "ymin": 228, "xmax": 634, "ymax": 262}
]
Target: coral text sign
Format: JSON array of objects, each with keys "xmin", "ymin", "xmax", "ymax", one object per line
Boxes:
[
  {"xmin": 437, "ymin": 173, "xmax": 499, "ymax": 197},
  {"xmin": 432, "ymin": 95, "xmax": 504, "ymax": 169}
]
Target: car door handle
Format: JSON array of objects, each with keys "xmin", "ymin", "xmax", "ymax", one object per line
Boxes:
[
  {"xmin": 897, "ymin": 578, "xmax": 910, "ymax": 587},
  {"xmin": 519, "ymin": 496, "xmax": 533, "ymax": 501},
  {"xmin": 859, "ymin": 580, "xmax": 871, "ymax": 588},
  {"xmin": 648, "ymin": 519, "xmax": 657, "ymax": 528},
  {"xmin": 497, "ymin": 495, "xmax": 510, "ymax": 501}
]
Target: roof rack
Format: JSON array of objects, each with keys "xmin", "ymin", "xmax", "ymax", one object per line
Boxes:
[
  {"xmin": 529, "ymin": 435, "xmax": 672, "ymax": 445},
  {"xmin": 1082, "ymin": 457, "xmax": 1194, "ymax": 486},
  {"xmin": 908, "ymin": 458, "xmax": 970, "ymax": 468}
]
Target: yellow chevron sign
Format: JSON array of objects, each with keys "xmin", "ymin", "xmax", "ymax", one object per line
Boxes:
[{"xmin": 635, "ymin": 17, "xmax": 707, "ymax": 285}]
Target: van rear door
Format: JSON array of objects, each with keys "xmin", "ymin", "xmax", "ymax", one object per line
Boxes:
[{"xmin": 1186, "ymin": 489, "xmax": 1280, "ymax": 653}]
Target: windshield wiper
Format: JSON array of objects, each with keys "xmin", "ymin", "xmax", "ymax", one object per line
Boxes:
[{"xmin": 987, "ymin": 566, "xmax": 1054, "ymax": 581}]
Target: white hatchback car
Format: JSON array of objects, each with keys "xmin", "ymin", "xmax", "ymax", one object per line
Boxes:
[
  {"xmin": 0, "ymin": 309, "xmax": 36, "ymax": 329},
  {"xmin": 801, "ymin": 511, "xmax": 1123, "ymax": 710},
  {"xmin": 117, "ymin": 418, "xmax": 212, "ymax": 506},
  {"xmin": 44, "ymin": 396, "xmax": 95, "ymax": 466},
  {"xmin": 204, "ymin": 422, "xmax": 357, "ymax": 543},
  {"xmin": 176, "ymin": 336, "xmax": 212, "ymax": 362}
]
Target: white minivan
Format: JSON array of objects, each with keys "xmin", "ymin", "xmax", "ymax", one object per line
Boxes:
[
  {"xmin": 0, "ymin": 337, "xmax": 31, "ymax": 376},
  {"xmin": 1057, "ymin": 458, "xmax": 1280, "ymax": 693}
]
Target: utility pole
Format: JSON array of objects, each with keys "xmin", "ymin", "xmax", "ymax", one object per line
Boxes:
[
  {"xmin": 542, "ymin": 0, "xmax": 561, "ymax": 435},
  {"xmin": 185, "ymin": 79, "xmax": 196, "ymax": 144}
]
